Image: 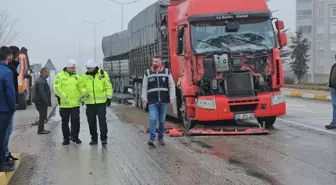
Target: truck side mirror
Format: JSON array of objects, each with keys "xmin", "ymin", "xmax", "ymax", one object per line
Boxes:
[
  {"xmin": 176, "ymin": 26, "xmax": 185, "ymax": 55},
  {"xmin": 176, "ymin": 37, "xmax": 183, "ymax": 55},
  {"xmin": 29, "ymin": 65, "xmax": 34, "ymax": 71},
  {"xmin": 278, "ymin": 31, "xmax": 288, "ymax": 48},
  {"xmin": 275, "ymin": 20, "xmax": 285, "ymax": 30}
]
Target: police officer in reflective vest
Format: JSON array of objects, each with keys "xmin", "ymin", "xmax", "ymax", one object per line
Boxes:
[
  {"xmin": 142, "ymin": 55, "xmax": 176, "ymax": 147},
  {"xmin": 82, "ymin": 59, "xmax": 113, "ymax": 146},
  {"xmin": 53, "ymin": 59, "xmax": 84, "ymax": 145}
]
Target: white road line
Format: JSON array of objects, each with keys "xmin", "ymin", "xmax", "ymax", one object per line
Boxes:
[{"xmin": 278, "ymin": 118, "xmax": 336, "ymax": 136}]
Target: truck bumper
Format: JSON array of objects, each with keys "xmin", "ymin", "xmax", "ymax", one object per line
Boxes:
[{"xmin": 194, "ymin": 91, "xmax": 286, "ymax": 121}]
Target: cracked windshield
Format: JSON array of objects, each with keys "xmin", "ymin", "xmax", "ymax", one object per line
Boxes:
[{"xmin": 191, "ymin": 19, "xmax": 276, "ymax": 53}]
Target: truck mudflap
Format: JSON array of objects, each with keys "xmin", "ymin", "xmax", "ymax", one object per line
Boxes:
[{"xmin": 145, "ymin": 124, "xmax": 269, "ymax": 137}]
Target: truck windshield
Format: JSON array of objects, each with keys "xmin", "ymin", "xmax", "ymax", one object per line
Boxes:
[{"xmin": 190, "ymin": 19, "xmax": 276, "ymax": 54}]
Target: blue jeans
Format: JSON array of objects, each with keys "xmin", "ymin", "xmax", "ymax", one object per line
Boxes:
[
  {"xmin": 331, "ymin": 88, "xmax": 336, "ymax": 124},
  {"xmin": 4, "ymin": 112, "xmax": 14, "ymax": 157},
  {"xmin": 148, "ymin": 103, "xmax": 168, "ymax": 141}
]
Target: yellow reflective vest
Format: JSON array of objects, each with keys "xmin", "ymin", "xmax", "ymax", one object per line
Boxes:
[
  {"xmin": 53, "ymin": 71, "xmax": 84, "ymax": 108},
  {"xmin": 81, "ymin": 69, "xmax": 113, "ymax": 105}
]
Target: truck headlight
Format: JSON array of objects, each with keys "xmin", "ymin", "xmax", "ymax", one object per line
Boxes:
[
  {"xmin": 196, "ymin": 99, "xmax": 216, "ymax": 110},
  {"xmin": 271, "ymin": 93, "xmax": 285, "ymax": 105}
]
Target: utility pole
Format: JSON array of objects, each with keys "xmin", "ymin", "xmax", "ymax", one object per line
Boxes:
[
  {"xmin": 72, "ymin": 32, "xmax": 81, "ymax": 63},
  {"xmin": 84, "ymin": 20, "xmax": 106, "ymax": 63},
  {"xmin": 109, "ymin": 0, "xmax": 138, "ymax": 30}
]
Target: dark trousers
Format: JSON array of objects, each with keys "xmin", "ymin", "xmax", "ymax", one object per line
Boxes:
[
  {"xmin": 0, "ymin": 113, "xmax": 12, "ymax": 167},
  {"xmin": 86, "ymin": 103, "xmax": 107, "ymax": 141},
  {"xmin": 60, "ymin": 107, "xmax": 80, "ymax": 139},
  {"xmin": 35, "ymin": 104, "xmax": 48, "ymax": 132}
]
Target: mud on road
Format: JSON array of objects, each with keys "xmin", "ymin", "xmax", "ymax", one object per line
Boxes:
[{"xmin": 112, "ymin": 99, "xmax": 336, "ymax": 185}]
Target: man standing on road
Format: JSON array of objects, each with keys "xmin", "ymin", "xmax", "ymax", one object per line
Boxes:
[
  {"xmin": 327, "ymin": 63, "xmax": 336, "ymax": 129},
  {"xmin": 3, "ymin": 46, "xmax": 20, "ymax": 164},
  {"xmin": 32, "ymin": 67, "xmax": 51, "ymax": 134},
  {"xmin": 0, "ymin": 46, "xmax": 16, "ymax": 172},
  {"xmin": 53, "ymin": 59, "xmax": 84, "ymax": 145},
  {"xmin": 142, "ymin": 56, "xmax": 176, "ymax": 147},
  {"xmin": 81, "ymin": 59, "xmax": 113, "ymax": 146}
]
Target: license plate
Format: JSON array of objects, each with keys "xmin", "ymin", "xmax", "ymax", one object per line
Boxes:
[{"xmin": 234, "ymin": 113, "xmax": 255, "ymax": 120}]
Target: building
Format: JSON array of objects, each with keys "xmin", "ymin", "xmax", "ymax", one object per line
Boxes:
[{"xmin": 296, "ymin": 0, "xmax": 336, "ymax": 83}]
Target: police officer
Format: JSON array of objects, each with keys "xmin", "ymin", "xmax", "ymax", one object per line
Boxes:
[
  {"xmin": 81, "ymin": 59, "xmax": 112, "ymax": 146},
  {"xmin": 53, "ymin": 59, "xmax": 84, "ymax": 145},
  {"xmin": 141, "ymin": 55, "xmax": 176, "ymax": 147}
]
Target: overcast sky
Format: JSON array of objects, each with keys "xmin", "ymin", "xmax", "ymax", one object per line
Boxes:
[{"xmin": 1, "ymin": 0, "xmax": 295, "ymax": 71}]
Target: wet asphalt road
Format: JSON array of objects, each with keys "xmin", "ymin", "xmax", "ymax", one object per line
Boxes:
[
  {"xmin": 112, "ymin": 97, "xmax": 336, "ymax": 185},
  {"xmin": 185, "ymin": 97, "xmax": 336, "ymax": 185},
  {"xmin": 7, "ymin": 97, "xmax": 336, "ymax": 185},
  {"xmin": 8, "ymin": 104, "xmax": 267, "ymax": 185}
]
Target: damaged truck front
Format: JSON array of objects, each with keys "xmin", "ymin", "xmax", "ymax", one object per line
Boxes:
[{"xmin": 168, "ymin": 0, "xmax": 288, "ymax": 134}]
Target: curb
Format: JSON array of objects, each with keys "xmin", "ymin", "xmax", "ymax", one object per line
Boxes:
[
  {"xmin": 283, "ymin": 91, "xmax": 331, "ymax": 101},
  {"xmin": 0, "ymin": 153, "xmax": 21, "ymax": 185}
]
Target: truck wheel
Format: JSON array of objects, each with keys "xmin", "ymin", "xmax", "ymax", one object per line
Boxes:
[
  {"xmin": 119, "ymin": 78, "xmax": 125, "ymax": 93},
  {"xmin": 257, "ymin": 116, "xmax": 276, "ymax": 128},
  {"xmin": 18, "ymin": 93, "xmax": 27, "ymax": 110},
  {"xmin": 134, "ymin": 82, "xmax": 139, "ymax": 107},
  {"xmin": 112, "ymin": 78, "xmax": 116, "ymax": 92},
  {"xmin": 138, "ymin": 83, "xmax": 143, "ymax": 109},
  {"xmin": 27, "ymin": 90, "xmax": 32, "ymax": 105},
  {"xmin": 180, "ymin": 92, "xmax": 196, "ymax": 136},
  {"xmin": 115, "ymin": 78, "xmax": 120, "ymax": 93}
]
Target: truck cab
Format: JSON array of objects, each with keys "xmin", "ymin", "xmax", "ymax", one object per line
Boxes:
[
  {"xmin": 167, "ymin": 0, "xmax": 288, "ymax": 131},
  {"xmin": 17, "ymin": 47, "xmax": 33, "ymax": 110}
]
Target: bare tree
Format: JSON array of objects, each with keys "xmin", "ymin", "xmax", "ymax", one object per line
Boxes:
[{"xmin": 0, "ymin": 10, "xmax": 19, "ymax": 46}]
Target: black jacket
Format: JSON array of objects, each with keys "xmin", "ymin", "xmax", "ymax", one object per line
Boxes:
[
  {"xmin": 8, "ymin": 60, "xmax": 19, "ymax": 99},
  {"xmin": 329, "ymin": 63, "xmax": 336, "ymax": 88},
  {"xmin": 32, "ymin": 76, "xmax": 51, "ymax": 106},
  {"xmin": 141, "ymin": 68, "xmax": 176, "ymax": 105}
]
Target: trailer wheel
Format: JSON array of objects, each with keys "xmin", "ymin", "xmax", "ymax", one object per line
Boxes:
[
  {"xmin": 27, "ymin": 78, "xmax": 32, "ymax": 105},
  {"xmin": 134, "ymin": 82, "xmax": 139, "ymax": 107},
  {"xmin": 27, "ymin": 91, "xmax": 32, "ymax": 105},
  {"xmin": 180, "ymin": 92, "xmax": 196, "ymax": 136},
  {"xmin": 138, "ymin": 83, "xmax": 143, "ymax": 109},
  {"xmin": 18, "ymin": 93, "xmax": 27, "ymax": 110},
  {"xmin": 116, "ymin": 78, "xmax": 121, "ymax": 93},
  {"xmin": 119, "ymin": 78, "xmax": 123, "ymax": 92},
  {"xmin": 257, "ymin": 116, "xmax": 276, "ymax": 128},
  {"xmin": 112, "ymin": 78, "xmax": 116, "ymax": 92}
]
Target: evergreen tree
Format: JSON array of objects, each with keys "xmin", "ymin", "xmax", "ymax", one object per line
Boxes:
[{"xmin": 289, "ymin": 29, "xmax": 310, "ymax": 83}]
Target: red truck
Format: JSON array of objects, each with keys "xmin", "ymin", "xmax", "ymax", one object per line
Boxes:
[{"xmin": 102, "ymin": 0, "xmax": 288, "ymax": 135}]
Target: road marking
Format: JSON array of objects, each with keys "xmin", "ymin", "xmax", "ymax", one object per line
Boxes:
[{"xmin": 278, "ymin": 118, "xmax": 336, "ymax": 136}]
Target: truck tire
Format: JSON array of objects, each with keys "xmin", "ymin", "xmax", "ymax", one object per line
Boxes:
[
  {"xmin": 180, "ymin": 91, "xmax": 196, "ymax": 136},
  {"xmin": 134, "ymin": 82, "xmax": 139, "ymax": 107},
  {"xmin": 120, "ymin": 78, "xmax": 124, "ymax": 93},
  {"xmin": 257, "ymin": 116, "xmax": 276, "ymax": 128},
  {"xmin": 138, "ymin": 83, "xmax": 143, "ymax": 109},
  {"xmin": 26, "ymin": 91, "xmax": 32, "ymax": 105},
  {"xmin": 27, "ymin": 77, "xmax": 32, "ymax": 105},
  {"xmin": 116, "ymin": 78, "xmax": 120, "ymax": 93},
  {"xmin": 112, "ymin": 78, "xmax": 116, "ymax": 92},
  {"xmin": 18, "ymin": 93, "xmax": 27, "ymax": 110}
]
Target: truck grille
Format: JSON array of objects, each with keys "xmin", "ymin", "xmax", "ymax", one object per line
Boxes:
[{"xmin": 225, "ymin": 71, "xmax": 255, "ymax": 98}]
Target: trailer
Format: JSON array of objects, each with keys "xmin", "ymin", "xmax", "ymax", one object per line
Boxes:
[{"xmin": 102, "ymin": 0, "xmax": 288, "ymax": 136}]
